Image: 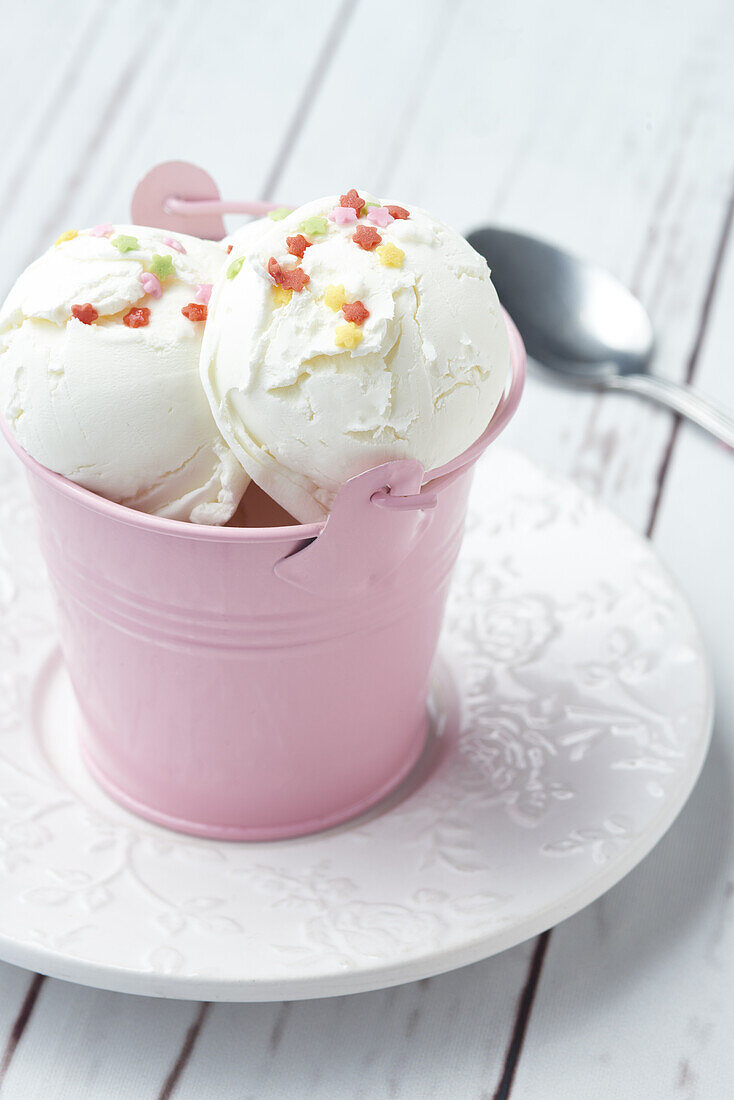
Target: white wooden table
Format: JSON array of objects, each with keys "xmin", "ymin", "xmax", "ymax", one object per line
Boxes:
[{"xmin": 1, "ymin": 1, "xmax": 732, "ymax": 1095}]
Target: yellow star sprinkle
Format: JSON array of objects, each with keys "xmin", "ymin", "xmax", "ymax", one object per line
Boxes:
[
  {"xmin": 323, "ymin": 284, "xmax": 347, "ymax": 311},
  {"xmin": 335, "ymin": 322, "xmax": 362, "ymax": 350},
  {"xmin": 376, "ymin": 243, "xmax": 405, "ymax": 268},
  {"xmin": 54, "ymin": 229, "xmax": 78, "ymax": 246},
  {"xmin": 272, "ymin": 285, "xmax": 293, "ymax": 308}
]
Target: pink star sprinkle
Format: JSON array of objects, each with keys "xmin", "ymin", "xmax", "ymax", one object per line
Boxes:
[
  {"xmin": 195, "ymin": 283, "xmax": 212, "ymax": 304},
  {"xmin": 329, "ymin": 206, "xmax": 358, "ymax": 225},
  {"xmin": 89, "ymin": 223, "xmax": 114, "ymax": 237},
  {"xmin": 367, "ymin": 207, "xmax": 394, "ymax": 228},
  {"xmin": 140, "ymin": 273, "xmax": 162, "ymax": 298},
  {"xmin": 162, "ymin": 237, "xmax": 186, "ymax": 254}
]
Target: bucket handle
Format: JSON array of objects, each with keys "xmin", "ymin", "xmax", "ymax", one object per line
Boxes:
[
  {"xmin": 132, "ymin": 162, "xmax": 288, "ymax": 238},
  {"xmin": 273, "ymin": 458, "xmax": 430, "ymax": 597},
  {"xmin": 273, "ymin": 317, "xmax": 525, "ymax": 596}
]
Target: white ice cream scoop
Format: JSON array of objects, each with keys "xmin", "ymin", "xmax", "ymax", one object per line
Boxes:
[
  {"xmin": 0, "ymin": 225, "xmax": 249, "ymax": 523},
  {"xmin": 201, "ymin": 191, "xmax": 510, "ymax": 523}
]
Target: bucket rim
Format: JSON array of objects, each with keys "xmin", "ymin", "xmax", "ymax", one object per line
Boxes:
[{"xmin": 1, "ymin": 309, "xmax": 525, "ymax": 543}]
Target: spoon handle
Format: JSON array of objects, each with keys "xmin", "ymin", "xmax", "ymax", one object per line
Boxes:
[{"xmin": 607, "ymin": 373, "xmax": 734, "ymax": 448}]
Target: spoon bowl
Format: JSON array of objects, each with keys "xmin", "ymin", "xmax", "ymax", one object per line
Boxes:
[
  {"xmin": 468, "ymin": 226, "xmax": 734, "ymax": 446},
  {"xmin": 467, "ymin": 227, "xmax": 654, "ymax": 382}
]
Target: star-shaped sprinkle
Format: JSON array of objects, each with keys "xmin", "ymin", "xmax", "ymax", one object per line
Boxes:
[
  {"xmin": 268, "ymin": 206, "xmax": 294, "ymax": 221},
  {"xmin": 123, "ymin": 307, "xmax": 150, "ymax": 328},
  {"xmin": 335, "ymin": 322, "xmax": 362, "ymax": 350},
  {"xmin": 286, "ymin": 234, "xmax": 311, "ymax": 258},
  {"xmin": 272, "ymin": 285, "xmax": 293, "ymax": 308},
  {"xmin": 268, "ymin": 257, "xmax": 309, "ymax": 291},
  {"xmin": 71, "ymin": 303, "xmax": 98, "ymax": 325},
  {"xmin": 227, "ymin": 257, "xmax": 245, "ymax": 279},
  {"xmin": 89, "ymin": 223, "xmax": 113, "ymax": 238},
  {"xmin": 353, "ymin": 225, "xmax": 381, "ymax": 251},
  {"xmin": 267, "ymin": 257, "xmax": 284, "ymax": 283},
  {"xmin": 226, "ymin": 244, "xmax": 233, "ymax": 254},
  {"xmin": 140, "ymin": 273, "xmax": 162, "ymax": 299},
  {"xmin": 328, "ymin": 206, "xmax": 357, "ymax": 225},
  {"xmin": 386, "ymin": 205, "xmax": 410, "ymax": 220},
  {"xmin": 55, "ymin": 229, "xmax": 78, "ymax": 246},
  {"xmin": 111, "ymin": 234, "xmax": 139, "ymax": 253},
  {"xmin": 162, "ymin": 237, "xmax": 186, "ymax": 254},
  {"xmin": 376, "ymin": 243, "xmax": 405, "ymax": 267},
  {"xmin": 281, "ymin": 267, "xmax": 310, "ymax": 291},
  {"xmin": 182, "ymin": 302, "xmax": 207, "ymax": 322},
  {"xmin": 299, "ymin": 216, "xmax": 328, "ymax": 236},
  {"xmin": 367, "ymin": 207, "xmax": 394, "ymax": 228},
  {"xmin": 340, "ymin": 189, "xmax": 365, "ymax": 214},
  {"xmin": 195, "ymin": 283, "xmax": 213, "ymax": 304},
  {"xmin": 149, "ymin": 254, "xmax": 175, "ymax": 280},
  {"xmin": 324, "ymin": 284, "xmax": 347, "ymax": 311},
  {"xmin": 342, "ymin": 300, "xmax": 369, "ymax": 325}
]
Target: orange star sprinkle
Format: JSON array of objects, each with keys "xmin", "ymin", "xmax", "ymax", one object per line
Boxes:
[{"xmin": 353, "ymin": 225, "xmax": 381, "ymax": 251}]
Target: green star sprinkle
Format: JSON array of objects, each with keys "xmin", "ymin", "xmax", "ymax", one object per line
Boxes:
[
  {"xmin": 299, "ymin": 216, "xmax": 328, "ymax": 236},
  {"xmin": 364, "ymin": 202, "xmax": 381, "ymax": 209},
  {"xmin": 268, "ymin": 207, "xmax": 293, "ymax": 221},
  {"xmin": 111, "ymin": 234, "xmax": 139, "ymax": 253},
  {"xmin": 226, "ymin": 257, "xmax": 245, "ymax": 279},
  {"xmin": 149, "ymin": 254, "xmax": 175, "ymax": 280}
]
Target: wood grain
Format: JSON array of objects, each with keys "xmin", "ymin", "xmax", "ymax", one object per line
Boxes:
[
  {"xmin": 163, "ymin": 948, "xmax": 535, "ymax": 1100},
  {"xmin": 0, "ymin": 978, "xmax": 198, "ymax": 1100},
  {"xmin": 0, "ymin": 972, "xmax": 45, "ymax": 1085}
]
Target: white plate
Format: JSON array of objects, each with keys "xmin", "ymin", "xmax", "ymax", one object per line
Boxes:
[{"xmin": 0, "ymin": 448, "xmax": 712, "ymax": 1001}]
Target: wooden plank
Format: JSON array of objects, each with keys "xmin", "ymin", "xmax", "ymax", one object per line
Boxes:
[
  {"xmin": 509, "ymin": 110, "xmax": 734, "ymax": 1100},
  {"xmin": 0, "ymin": 0, "xmax": 169, "ymax": 294},
  {"xmin": 0, "ymin": 978, "xmax": 198, "ymax": 1100},
  {"xmin": 0, "ymin": 965, "xmax": 44, "ymax": 1084},
  {"xmin": 0, "ymin": 1, "xmax": 102, "ymax": 161},
  {"xmin": 0, "ymin": 0, "xmax": 104, "ymax": 251},
  {"xmin": 168, "ymin": 949, "xmax": 535, "ymax": 1100},
  {"xmin": 0, "ymin": 0, "xmax": 347, "ymax": 294},
  {"xmin": 73, "ymin": 0, "xmax": 351, "ymax": 228}
]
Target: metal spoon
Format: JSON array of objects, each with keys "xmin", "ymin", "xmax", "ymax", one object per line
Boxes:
[{"xmin": 467, "ymin": 226, "xmax": 734, "ymax": 447}]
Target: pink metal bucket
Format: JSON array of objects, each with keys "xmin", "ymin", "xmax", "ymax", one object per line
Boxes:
[{"xmin": 3, "ymin": 316, "xmax": 525, "ymax": 840}]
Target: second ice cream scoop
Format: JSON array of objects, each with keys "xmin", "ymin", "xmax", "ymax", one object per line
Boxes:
[{"xmin": 201, "ymin": 190, "xmax": 510, "ymax": 523}]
